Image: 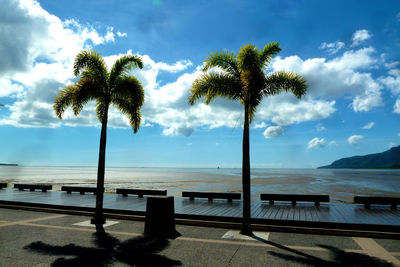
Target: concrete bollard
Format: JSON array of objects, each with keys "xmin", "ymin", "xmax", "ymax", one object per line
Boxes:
[{"xmin": 144, "ymin": 196, "xmax": 180, "ymax": 238}]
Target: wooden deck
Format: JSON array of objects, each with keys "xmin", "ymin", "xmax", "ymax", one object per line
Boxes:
[{"xmin": 1, "ymin": 189, "xmax": 399, "ymax": 233}]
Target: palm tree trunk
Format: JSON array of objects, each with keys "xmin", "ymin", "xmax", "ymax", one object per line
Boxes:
[
  {"xmin": 241, "ymin": 103, "xmax": 252, "ymax": 235},
  {"xmin": 93, "ymin": 106, "xmax": 109, "ymax": 225}
]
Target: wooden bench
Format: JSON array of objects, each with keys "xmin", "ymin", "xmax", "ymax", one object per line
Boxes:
[
  {"xmin": 354, "ymin": 196, "xmax": 400, "ymax": 209},
  {"xmin": 182, "ymin": 191, "xmax": 241, "ymax": 203},
  {"xmin": 0, "ymin": 183, "xmax": 7, "ymax": 189},
  {"xmin": 61, "ymin": 186, "xmax": 97, "ymax": 195},
  {"xmin": 14, "ymin": 184, "xmax": 52, "ymax": 192},
  {"xmin": 260, "ymin": 194, "xmax": 330, "ymax": 206},
  {"xmin": 116, "ymin": 188, "xmax": 167, "ymax": 198}
]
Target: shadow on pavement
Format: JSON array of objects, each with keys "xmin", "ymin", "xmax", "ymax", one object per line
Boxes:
[
  {"xmin": 252, "ymin": 235, "xmax": 394, "ymax": 267},
  {"xmin": 24, "ymin": 226, "xmax": 181, "ymax": 267}
]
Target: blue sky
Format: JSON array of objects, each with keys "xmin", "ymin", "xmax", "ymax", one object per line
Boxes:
[{"xmin": 1, "ymin": 0, "xmax": 400, "ymax": 168}]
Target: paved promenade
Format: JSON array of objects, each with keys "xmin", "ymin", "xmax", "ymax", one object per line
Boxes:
[{"xmin": 1, "ymin": 208, "xmax": 400, "ymax": 266}]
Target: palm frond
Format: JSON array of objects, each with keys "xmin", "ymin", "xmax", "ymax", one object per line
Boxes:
[
  {"xmin": 259, "ymin": 42, "xmax": 281, "ymax": 67},
  {"xmin": 80, "ymin": 69, "xmax": 103, "ymax": 81},
  {"xmin": 237, "ymin": 44, "xmax": 261, "ymax": 71},
  {"xmin": 130, "ymin": 109, "xmax": 142, "ymax": 133},
  {"xmin": 109, "ymin": 55, "xmax": 143, "ymax": 89},
  {"xmin": 189, "ymin": 72, "xmax": 242, "ymax": 105},
  {"xmin": 203, "ymin": 51, "xmax": 239, "ymax": 77},
  {"xmin": 54, "ymin": 85, "xmax": 76, "ymax": 119},
  {"xmin": 73, "ymin": 50, "xmax": 108, "ymax": 84},
  {"xmin": 71, "ymin": 77, "xmax": 103, "ymax": 116},
  {"xmin": 122, "ymin": 101, "xmax": 142, "ymax": 133},
  {"xmin": 112, "ymin": 76, "xmax": 144, "ymax": 132},
  {"xmin": 263, "ymin": 71, "xmax": 307, "ymax": 98},
  {"xmin": 96, "ymin": 99, "xmax": 108, "ymax": 123},
  {"xmin": 247, "ymin": 95, "xmax": 263, "ymax": 123},
  {"xmin": 112, "ymin": 76, "xmax": 144, "ymax": 108},
  {"xmin": 112, "ymin": 98, "xmax": 142, "ymax": 133}
]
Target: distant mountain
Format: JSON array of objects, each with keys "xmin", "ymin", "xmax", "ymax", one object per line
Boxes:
[
  {"xmin": 0, "ymin": 163, "xmax": 18, "ymax": 166},
  {"xmin": 318, "ymin": 146, "xmax": 400, "ymax": 169}
]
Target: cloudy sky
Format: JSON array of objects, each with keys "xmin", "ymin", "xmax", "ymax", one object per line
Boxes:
[{"xmin": 1, "ymin": 0, "xmax": 400, "ymax": 168}]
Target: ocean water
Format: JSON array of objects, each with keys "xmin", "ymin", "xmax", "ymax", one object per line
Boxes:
[{"xmin": 1, "ymin": 166, "xmax": 399, "ymax": 203}]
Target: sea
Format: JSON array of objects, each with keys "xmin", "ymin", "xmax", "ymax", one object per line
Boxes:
[{"xmin": 1, "ymin": 166, "xmax": 400, "ymax": 203}]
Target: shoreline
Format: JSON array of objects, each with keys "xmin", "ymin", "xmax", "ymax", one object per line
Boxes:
[{"xmin": 3, "ymin": 165, "xmax": 400, "ymax": 170}]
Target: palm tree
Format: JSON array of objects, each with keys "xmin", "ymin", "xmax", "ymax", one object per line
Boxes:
[
  {"xmin": 54, "ymin": 50, "xmax": 144, "ymax": 225},
  {"xmin": 189, "ymin": 43, "xmax": 307, "ymax": 235}
]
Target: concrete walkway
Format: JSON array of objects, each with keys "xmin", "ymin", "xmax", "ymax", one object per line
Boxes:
[{"xmin": 1, "ymin": 208, "xmax": 399, "ymax": 266}]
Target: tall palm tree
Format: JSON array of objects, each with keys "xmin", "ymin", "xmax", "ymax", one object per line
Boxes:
[
  {"xmin": 54, "ymin": 50, "xmax": 144, "ymax": 225},
  {"xmin": 189, "ymin": 43, "xmax": 307, "ymax": 235}
]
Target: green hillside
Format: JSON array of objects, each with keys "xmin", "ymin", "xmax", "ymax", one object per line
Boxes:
[{"xmin": 318, "ymin": 146, "xmax": 400, "ymax": 169}]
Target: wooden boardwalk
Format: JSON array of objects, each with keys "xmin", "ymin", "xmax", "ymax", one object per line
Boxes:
[{"xmin": 1, "ymin": 189, "xmax": 399, "ymax": 232}]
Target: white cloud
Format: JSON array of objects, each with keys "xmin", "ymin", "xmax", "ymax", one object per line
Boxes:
[
  {"xmin": 308, "ymin": 137, "xmax": 326, "ymax": 149},
  {"xmin": 255, "ymin": 95, "xmax": 336, "ymax": 126},
  {"xmin": 263, "ymin": 126, "xmax": 283, "ymax": 139},
  {"xmin": 272, "ymin": 47, "xmax": 383, "ymax": 112},
  {"xmin": 348, "ymin": 135, "xmax": 364, "ymax": 145},
  {"xmin": 254, "ymin": 121, "xmax": 267, "ymax": 129},
  {"xmin": 329, "ymin": 141, "xmax": 337, "ymax": 146},
  {"xmin": 0, "ymin": 79, "xmax": 24, "ymax": 97},
  {"xmin": 62, "ymin": 21, "xmax": 126, "ymax": 46},
  {"xmin": 316, "ymin": 123, "xmax": 326, "ymax": 132},
  {"xmin": 380, "ymin": 69, "xmax": 400, "ymax": 95},
  {"xmin": 62, "ymin": 19, "xmax": 117, "ymax": 46},
  {"xmin": 384, "ymin": 61, "xmax": 400, "ymax": 69},
  {"xmin": 104, "ymin": 31, "xmax": 115, "ymax": 43},
  {"xmin": 351, "ymin": 85, "xmax": 382, "ymax": 112},
  {"xmin": 157, "ymin": 60, "xmax": 193, "ymax": 73},
  {"xmin": 162, "ymin": 126, "xmax": 194, "ymax": 137},
  {"xmin": 398, "ymin": 133, "xmax": 400, "ymax": 137},
  {"xmin": 319, "ymin": 41, "xmax": 345, "ymax": 55},
  {"xmin": 329, "ymin": 47, "xmax": 377, "ymax": 69},
  {"xmin": 116, "ymin": 31, "xmax": 127, "ymax": 37},
  {"xmin": 352, "ymin": 29, "xmax": 372, "ymax": 47},
  {"xmin": 362, "ymin": 122, "xmax": 375, "ymax": 129},
  {"xmin": 394, "ymin": 98, "xmax": 400, "ymax": 114}
]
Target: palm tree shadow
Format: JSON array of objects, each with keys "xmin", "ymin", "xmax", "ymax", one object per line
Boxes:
[
  {"xmin": 24, "ymin": 227, "xmax": 181, "ymax": 267},
  {"xmin": 251, "ymin": 235, "xmax": 330, "ymax": 266},
  {"xmin": 267, "ymin": 242, "xmax": 394, "ymax": 267}
]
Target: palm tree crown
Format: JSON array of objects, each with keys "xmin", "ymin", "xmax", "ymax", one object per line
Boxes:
[
  {"xmin": 54, "ymin": 50, "xmax": 144, "ymax": 131},
  {"xmin": 190, "ymin": 43, "xmax": 306, "ymax": 119},
  {"xmin": 189, "ymin": 43, "xmax": 307, "ymax": 235},
  {"xmin": 54, "ymin": 50, "xmax": 144, "ymax": 226}
]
